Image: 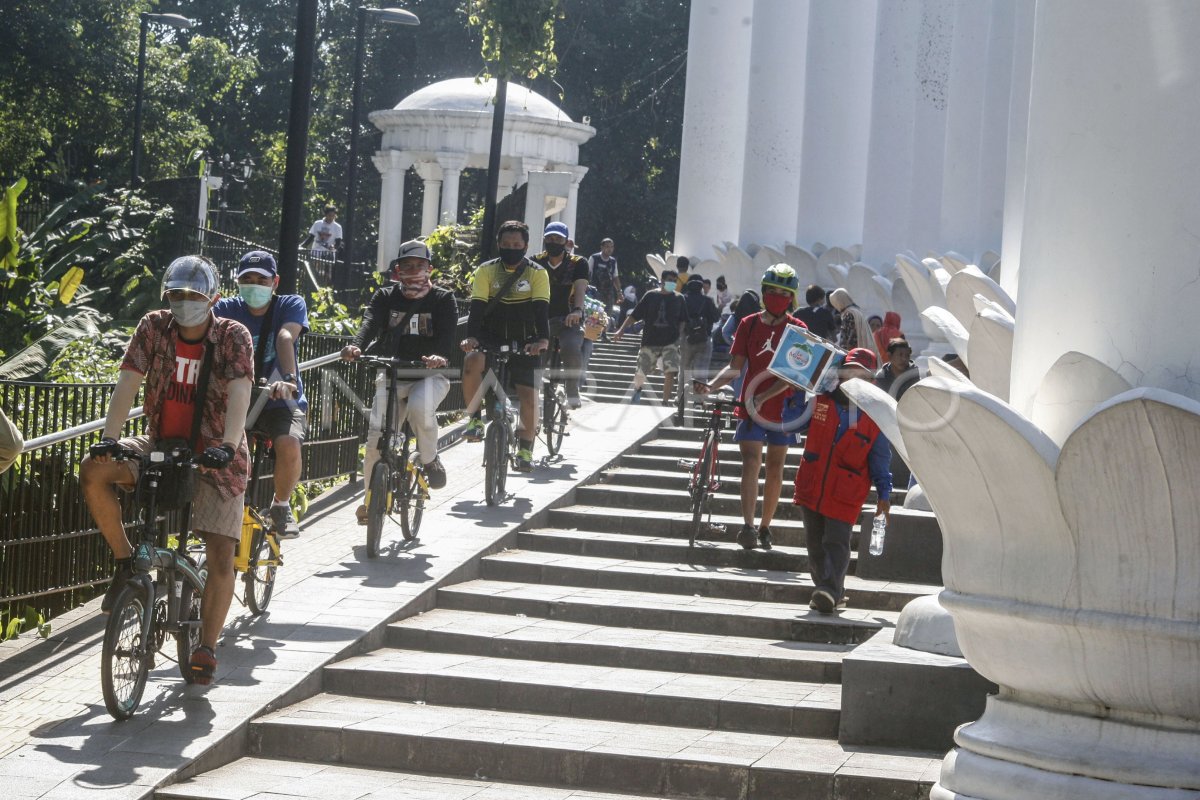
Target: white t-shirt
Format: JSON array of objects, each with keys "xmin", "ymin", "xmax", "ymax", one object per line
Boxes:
[{"xmin": 309, "ymin": 219, "xmax": 342, "ymax": 255}]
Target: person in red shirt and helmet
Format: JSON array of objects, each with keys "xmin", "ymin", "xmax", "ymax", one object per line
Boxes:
[{"xmin": 793, "ymin": 347, "xmax": 893, "ymax": 614}]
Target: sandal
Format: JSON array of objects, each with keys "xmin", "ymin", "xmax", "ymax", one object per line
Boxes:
[{"xmin": 189, "ymin": 645, "xmax": 218, "ymax": 686}]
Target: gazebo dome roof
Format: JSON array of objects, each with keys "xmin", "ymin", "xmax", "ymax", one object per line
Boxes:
[{"xmin": 395, "ymin": 78, "xmax": 573, "ymax": 124}]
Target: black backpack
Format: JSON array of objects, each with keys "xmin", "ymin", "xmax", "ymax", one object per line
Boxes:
[{"xmin": 683, "ymin": 297, "xmax": 709, "ymax": 344}]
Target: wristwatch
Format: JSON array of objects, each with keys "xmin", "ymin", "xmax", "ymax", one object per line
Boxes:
[{"xmin": 281, "ymin": 373, "xmax": 296, "ymax": 383}]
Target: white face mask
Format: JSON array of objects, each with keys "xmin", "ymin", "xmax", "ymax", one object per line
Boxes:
[{"xmin": 170, "ymin": 299, "xmax": 211, "ymax": 327}]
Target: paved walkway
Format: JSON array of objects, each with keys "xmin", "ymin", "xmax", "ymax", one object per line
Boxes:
[{"xmin": 0, "ymin": 401, "xmax": 671, "ymax": 799}]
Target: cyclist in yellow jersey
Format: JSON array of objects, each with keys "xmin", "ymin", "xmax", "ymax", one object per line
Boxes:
[{"xmin": 460, "ymin": 220, "xmax": 550, "ymax": 472}]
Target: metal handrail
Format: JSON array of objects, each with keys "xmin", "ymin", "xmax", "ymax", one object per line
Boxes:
[{"xmin": 19, "ymin": 350, "xmax": 345, "ymax": 454}]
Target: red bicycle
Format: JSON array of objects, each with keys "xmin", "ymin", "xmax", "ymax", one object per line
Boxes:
[{"xmin": 682, "ymin": 390, "xmax": 735, "ymax": 551}]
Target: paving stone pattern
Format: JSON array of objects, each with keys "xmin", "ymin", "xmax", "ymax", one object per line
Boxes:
[{"xmin": 162, "ymin": 339, "xmax": 943, "ymax": 799}]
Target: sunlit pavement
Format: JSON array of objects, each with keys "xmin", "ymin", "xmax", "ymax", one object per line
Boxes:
[{"xmin": 0, "ymin": 400, "xmax": 671, "ymax": 799}]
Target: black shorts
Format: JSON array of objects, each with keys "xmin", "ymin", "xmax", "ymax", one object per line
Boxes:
[
  {"xmin": 249, "ymin": 405, "xmax": 308, "ymax": 442},
  {"xmin": 482, "ymin": 343, "xmax": 539, "ymax": 389}
]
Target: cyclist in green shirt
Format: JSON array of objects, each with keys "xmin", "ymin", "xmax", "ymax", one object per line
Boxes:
[{"xmin": 460, "ymin": 220, "xmax": 550, "ymax": 472}]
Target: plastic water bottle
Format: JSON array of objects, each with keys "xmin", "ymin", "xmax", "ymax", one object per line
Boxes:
[{"xmin": 868, "ymin": 515, "xmax": 887, "ymax": 556}]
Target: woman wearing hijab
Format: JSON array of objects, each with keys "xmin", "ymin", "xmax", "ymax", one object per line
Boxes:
[
  {"xmin": 873, "ymin": 311, "xmax": 902, "ymax": 357},
  {"xmin": 829, "ymin": 288, "xmax": 880, "ymax": 360}
]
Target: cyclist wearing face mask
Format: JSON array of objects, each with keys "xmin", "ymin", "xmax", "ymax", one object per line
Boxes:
[
  {"xmin": 695, "ymin": 264, "xmax": 807, "ymax": 551},
  {"xmin": 532, "ymin": 221, "xmax": 590, "ymax": 410},
  {"xmin": 460, "ymin": 221, "xmax": 550, "ymax": 473},
  {"xmin": 342, "ymin": 240, "xmax": 457, "ymax": 509},
  {"xmin": 612, "ymin": 268, "xmax": 687, "ymax": 405},
  {"xmin": 80, "ymin": 255, "xmax": 253, "ymax": 684},
  {"xmin": 213, "ymin": 251, "xmax": 309, "ymax": 538}
]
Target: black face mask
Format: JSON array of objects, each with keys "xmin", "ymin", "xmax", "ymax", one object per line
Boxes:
[
  {"xmin": 544, "ymin": 242, "xmax": 566, "ymax": 257},
  {"xmin": 499, "ymin": 247, "xmax": 526, "ymax": 266}
]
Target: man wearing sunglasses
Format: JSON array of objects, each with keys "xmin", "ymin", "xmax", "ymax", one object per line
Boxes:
[{"xmin": 80, "ymin": 255, "xmax": 254, "ymax": 685}]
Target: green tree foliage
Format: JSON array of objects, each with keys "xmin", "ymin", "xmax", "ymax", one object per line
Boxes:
[{"xmin": 465, "ymin": 0, "xmax": 561, "ymax": 80}]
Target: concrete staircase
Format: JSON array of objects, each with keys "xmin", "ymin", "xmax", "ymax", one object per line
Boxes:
[{"xmin": 160, "ymin": 337, "xmax": 945, "ymax": 800}]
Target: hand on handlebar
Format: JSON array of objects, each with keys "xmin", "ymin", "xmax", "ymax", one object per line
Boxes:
[
  {"xmin": 199, "ymin": 443, "xmax": 235, "ymax": 470},
  {"xmin": 525, "ymin": 339, "xmax": 549, "ymax": 356},
  {"xmin": 341, "ymin": 344, "xmax": 361, "ymax": 361},
  {"xmin": 268, "ymin": 380, "xmax": 298, "ymax": 400},
  {"xmin": 89, "ymin": 437, "xmax": 122, "ymax": 462},
  {"xmin": 460, "ymin": 337, "xmax": 479, "ymax": 353},
  {"xmin": 692, "ymin": 380, "xmax": 712, "ymax": 395},
  {"xmin": 565, "ymin": 310, "xmax": 583, "ymax": 327},
  {"xmin": 422, "ymin": 354, "xmax": 449, "ymax": 369}
]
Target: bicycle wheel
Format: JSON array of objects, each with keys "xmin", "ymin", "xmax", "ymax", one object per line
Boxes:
[
  {"xmin": 244, "ymin": 523, "xmax": 277, "ymax": 615},
  {"xmin": 176, "ymin": 578, "xmax": 204, "ymax": 681},
  {"xmin": 101, "ymin": 585, "xmax": 150, "ymax": 720},
  {"xmin": 675, "ymin": 377, "xmax": 688, "ymax": 427},
  {"xmin": 484, "ymin": 422, "xmax": 507, "ymax": 506},
  {"xmin": 545, "ymin": 394, "xmax": 568, "ymax": 456},
  {"xmin": 689, "ymin": 431, "xmax": 717, "ymax": 550},
  {"xmin": 399, "ymin": 464, "xmax": 425, "ymax": 541},
  {"xmin": 365, "ymin": 461, "xmax": 392, "ymax": 558}
]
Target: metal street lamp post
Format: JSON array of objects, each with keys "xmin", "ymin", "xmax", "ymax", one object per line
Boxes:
[
  {"xmin": 131, "ymin": 12, "xmax": 192, "ymax": 186},
  {"xmin": 343, "ymin": 6, "xmax": 420, "ymax": 291}
]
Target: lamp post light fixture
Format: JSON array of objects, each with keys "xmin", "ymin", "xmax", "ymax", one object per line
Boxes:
[
  {"xmin": 342, "ymin": 6, "xmax": 420, "ymax": 290},
  {"xmin": 131, "ymin": 12, "xmax": 193, "ymax": 186}
]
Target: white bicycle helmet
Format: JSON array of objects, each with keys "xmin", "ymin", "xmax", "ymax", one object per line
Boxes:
[{"xmin": 161, "ymin": 255, "xmax": 219, "ymax": 300}]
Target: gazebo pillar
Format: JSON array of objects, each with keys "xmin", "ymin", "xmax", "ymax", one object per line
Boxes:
[
  {"xmin": 436, "ymin": 153, "xmax": 468, "ymax": 226},
  {"xmin": 414, "ymin": 161, "xmax": 443, "ymax": 236},
  {"xmin": 561, "ymin": 165, "xmax": 589, "ymax": 240},
  {"xmin": 373, "ymin": 150, "xmax": 413, "ymax": 271}
]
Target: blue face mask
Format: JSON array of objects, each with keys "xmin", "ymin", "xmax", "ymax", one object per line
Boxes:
[
  {"xmin": 663, "ymin": 281, "xmax": 677, "ymax": 293},
  {"xmin": 238, "ymin": 283, "xmax": 273, "ymax": 309}
]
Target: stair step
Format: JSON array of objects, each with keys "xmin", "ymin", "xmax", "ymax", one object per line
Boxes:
[
  {"xmin": 603, "ymin": 465, "xmax": 905, "ymax": 507},
  {"xmin": 249, "ymin": 694, "xmax": 940, "ymax": 799},
  {"xmin": 480, "ymin": 549, "xmax": 925, "ymax": 612},
  {"xmin": 159, "ymin": 757, "xmax": 681, "ymax": 800},
  {"xmin": 636, "ymin": 440, "xmax": 810, "ymax": 463},
  {"xmin": 387, "ymin": 608, "xmax": 849, "ymax": 683},
  {"xmin": 324, "ymin": 649, "xmax": 840, "ymax": 738},
  {"xmin": 546, "ymin": 504, "xmax": 828, "ymax": 548},
  {"xmin": 518, "ymin": 528, "xmax": 812, "ymax": 573},
  {"xmin": 573, "ymin": 483, "xmax": 811, "ymax": 522},
  {"xmin": 438, "ymin": 579, "xmax": 893, "ymax": 645}
]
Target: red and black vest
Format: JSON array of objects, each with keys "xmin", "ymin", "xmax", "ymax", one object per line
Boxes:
[{"xmin": 793, "ymin": 394, "xmax": 881, "ymax": 524}]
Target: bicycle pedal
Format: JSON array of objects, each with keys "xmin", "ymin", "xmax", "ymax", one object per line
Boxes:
[{"xmin": 678, "ymin": 459, "xmax": 697, "ymax": 469}]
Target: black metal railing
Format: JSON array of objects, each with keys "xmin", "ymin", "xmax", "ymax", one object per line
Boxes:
[{"xmin": 0, "ymin": 325, "xmax": 468, "ymax": 616}]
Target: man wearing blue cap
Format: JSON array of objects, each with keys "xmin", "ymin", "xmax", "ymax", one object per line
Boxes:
[
  {"xmin": 532, "ymin": 221, "xmax": 590, "ymax": 408},
  {"xmin": 213, "ymin": 251, "xmax": 310, "ymax": 538}
]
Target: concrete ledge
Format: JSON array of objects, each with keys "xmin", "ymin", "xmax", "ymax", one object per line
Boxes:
[
  {"xmin": 856, "ymin": 506, "xmax": 943, "ymax": 585},
  {"xmin": 838, "ymin": 626, "xmax": 996, "ymax": 752}
]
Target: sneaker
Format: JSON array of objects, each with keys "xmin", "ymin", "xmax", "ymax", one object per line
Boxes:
[
  {"xmin": 567, "ymin": 397, "xmax": 582, "ymax": 410},
  {"xmin": 188, "ymin": 645, "xmax": 218, "ymax": 686},
  {"xmin": 811, "ymin": 589, "xmax": 836, "ymax": 614},
  {"xmin": 464, "ymin": 417, "xmax": 485, "ymax": 442},
  {"xmin": 271, "ymin": 503, "xmax": 300, "ymax": 539},
  {"xmin": 514, "ymin": 448, "xmax": 534, "ymax": 473},
  {"xmin": 835, "ymin": 595, "xmax": 848, "ymax": 611},
  {"xmin": 355, "ymin": 504, "xmax": 368, "ymax": 526},
  {"xmin": 100, "ymin": 561, "xmax": 134, "ymax": 614},
  {"xmin": 424, "ymin": 456, "xmax": 447, "ymax": 489},
  {"xmin": 630, "ymin": 388, "xmax": 643, "ymax": 405},
  {"xmin": 757, "ymin": 526, "xmax": 773, "ymax": 551},
  {"xmin": 736, "ymin": 523, "xmax": 758, "ymax": 550}
]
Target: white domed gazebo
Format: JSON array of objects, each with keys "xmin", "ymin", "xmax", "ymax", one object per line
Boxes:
[{"xmin": 368, "ymin": 77, "xmax": 596, "ymax": 269}]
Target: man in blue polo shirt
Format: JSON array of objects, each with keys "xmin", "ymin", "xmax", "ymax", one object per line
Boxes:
[{"xmin": 213, "ymin": 251, "xmax": 310, "ymax": 538}]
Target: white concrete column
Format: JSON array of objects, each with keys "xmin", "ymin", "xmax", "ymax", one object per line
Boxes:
[
  {"xmin": 738, "ymin": 0, "xmax": 810, "ymax": 249},
  {"xmin": 998, "ymin": 0, "xmax": 1035, "ymax": 299},
  {"xmin": 860, "ymin": 0, "xmax": 924, "ymax": 267},
  {"xmin": 905, "ymin": 0, "xmax": 955, "ymax": 255},
  {"xmin": 795, "ymin": 0, "xmax": 878, "ymax": 251},
  {"xmin": 523, "ymin": 171, "xmax": 571, "ymax": 235},
  {"xmin": 1010, "ymin": 0, "xmax": 1200, "ymax": 413},
  {"xmin": 414, "ymin": 161, "xmax": 443, "ymax": 236},
  {"xmin": 372, "ymin": 150, "xmax": 412, "ymax": 272},
  {"xmin": 561, "ymin": 165, "xmax": 589, "ymax": 239},
  {"xmin": 973, "ymin": 0, "xmax": 1019, "ymax": 262},
  {"xmin": 673, "ymin": 0, "xmax": 754, "ymax": 258},
  {"xmin": 926, "ymin": 7, "xmax": 1200, "ymax": 795},
  {"xmin": 435, "ymin": 153, "xmax": 468, "ymax": 226},
  {"xmin": 938, "ymin": 0, "xmax": 994, "ymax": 259}
]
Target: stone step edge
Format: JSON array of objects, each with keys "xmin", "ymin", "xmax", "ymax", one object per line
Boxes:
[{"xmin": 322, "ymin": 651, "xmax": 841, "ymax": 738}]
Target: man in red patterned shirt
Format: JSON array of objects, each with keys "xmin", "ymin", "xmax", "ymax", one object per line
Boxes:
[{"xmin": 80, "ymin": 256, "xmax": 253, "ymax": 685}]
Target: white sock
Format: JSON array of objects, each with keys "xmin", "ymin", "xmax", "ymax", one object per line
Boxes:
[{"xmin": 272, "ymin": 498, "xmax": 289, "ymax": 507}]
